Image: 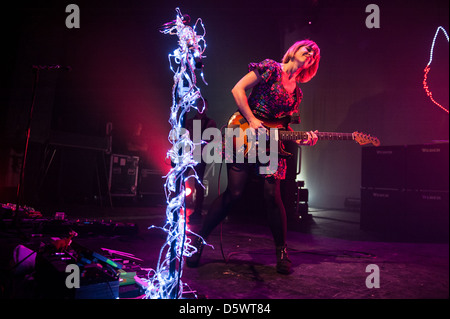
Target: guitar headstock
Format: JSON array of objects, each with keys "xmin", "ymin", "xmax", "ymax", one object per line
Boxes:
[{"xmin": 353, "ymin": 131, "xmax": 380, "ymax": 146}]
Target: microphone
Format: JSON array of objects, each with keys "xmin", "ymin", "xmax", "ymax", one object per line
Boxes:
[{"xmin": 32, "ymin": 64, "xmax": 72, "ymax": 71}]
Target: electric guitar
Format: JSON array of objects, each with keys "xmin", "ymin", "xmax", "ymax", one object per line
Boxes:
[{"xmin": 226, "ymin": 111, "xmax": 380, "ymax": 158}]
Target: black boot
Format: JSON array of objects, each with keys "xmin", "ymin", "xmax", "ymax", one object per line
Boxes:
[
  {"xmin": 276, "ymin": 245, "xmax": 292, "ymax": 275},
  {"xmin": 186, "ymin": 236, "xmax": 204, "ymax": 268}
]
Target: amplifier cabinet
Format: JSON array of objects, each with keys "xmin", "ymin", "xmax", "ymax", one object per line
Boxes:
[
  {"xmin": 361, "ymin": 143, "xmax": 449, "ymax": 241},
  {"xmin": 139, "ymin": 168, "xmax": 165, "ymax": 195},
  {"xmin": 361, "ymin": 145, "xmax": 406, "ymax": 189},
  {"xmin": 360, "ymin": 188, "xmax": 406, "ymax": 234},
  {"xmin": 231, "ymin": 179, "xmax": 308, "ymax": 230},
  {"xmin": 405, "ymin": 143, "xmax": 449, "ymax": 191},
  {"xmin": 362, "ymin": 143, "xmax": 449, "ymax": 191},
  {"xmin": 404, "ymin": 190, "xmax": 449, "ymax": 240},
  {"xmin": 109, "ymin": 154, "xmax": 139, "ymax": 197},
  {"xmin": 361, "ymin": 189, "xmax": 448, "ymax": 241},
  {"xmin": 281, "ymin": 180, "xmax": 309, "ymax": 224}
]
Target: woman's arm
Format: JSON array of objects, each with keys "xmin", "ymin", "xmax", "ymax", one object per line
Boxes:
[{"xmin": 231, "ymin": 70, "xmax": 264, "ymax": 130}]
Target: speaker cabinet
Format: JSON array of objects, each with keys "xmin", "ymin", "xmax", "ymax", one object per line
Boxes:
[
  {"xmin": 404, "ymin": 190, "xmax": 449, "ymax": 240},
  {"xmin": 360, "ymin": 189, "xmax": 405, "ymax": 233},
  {"xmin": 231, "ymin": 177, "xmax": 309, "ymax": 231},
  {"xmin": 405, "ymin": 143, "xmax": 449, "ymax": 191},
  {"xmin": 139, "ymin": 168, "xmax": 164, "ymax": 195},
  {"xmin": 281, "ymin": 180, "xmax": 309, "ymax": 223},
  {"xmin": 361, "ymin": 145, "xmax": 406, "ymax": 189},
  {"xmin": 109, "ymin": 154, "xmax": 139, "ymax": 197},
  {"xmin": 361, "ymin": 143, "xmax": 449, "ymax": 241}
]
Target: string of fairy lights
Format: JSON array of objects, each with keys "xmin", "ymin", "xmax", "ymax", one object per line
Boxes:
[
  {"xmin": 423, "ymin": 26, "xmax": 449, "ymax": 114},
  {"xmin": 144, "ymin": 8, "xmax": 209, "ymax": 299}
]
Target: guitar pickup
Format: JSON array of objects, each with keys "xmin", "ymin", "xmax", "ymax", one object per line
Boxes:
[{"xmin": 254, "ymin": 128, "xmax": 277, "ymax": 142}]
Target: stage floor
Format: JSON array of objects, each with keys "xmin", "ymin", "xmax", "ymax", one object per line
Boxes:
[{"xmin": 1, "ymin": 201, "xmax": 448, "ymax": 300}]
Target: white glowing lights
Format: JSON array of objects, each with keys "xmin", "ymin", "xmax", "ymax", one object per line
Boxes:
[
  {"xmin": 144, "ymin": 8, "xmax": 208, "ymax": 299},
  {"xmin": 423, "ymin": 26, "xmax": 449, "ymax": 114}
]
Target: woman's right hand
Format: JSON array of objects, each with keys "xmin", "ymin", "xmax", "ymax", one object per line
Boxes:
[{"xmin": 247, "ymin": 117, "xmax": 265, "ymax": 130}]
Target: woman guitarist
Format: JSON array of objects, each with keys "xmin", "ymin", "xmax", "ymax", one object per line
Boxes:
[{"xmin": 187, "ymin": 40, "xmax": 321, "ymax": 274}]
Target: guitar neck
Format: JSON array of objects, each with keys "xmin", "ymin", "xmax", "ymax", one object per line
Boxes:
[
  {"xmin": 227, "ymin": 111, "xmax": 380, "ymax": 146},
  {"xmin": 279, "ymin": 131, "xmax": 354, "ymax": 141}
]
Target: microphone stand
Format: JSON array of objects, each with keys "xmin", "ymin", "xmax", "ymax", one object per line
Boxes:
[{"xmin": 13, "ymin": 67, "xmax": 40, "ymax": 231}]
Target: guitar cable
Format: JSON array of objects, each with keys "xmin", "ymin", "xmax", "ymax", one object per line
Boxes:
[
  {"xmin": 216, "ymin": 164, "xmax": 241, "ymax": 264},
  {"xmin": 217, "ymin": 159, "xmax": 228, "ymax": 263},
  {"xmin": 217, "ymin": 124, "xmax": 230, "ymax": 263},
  {"xmin": 215, "ymin": 124, "xmax": 250, "ymax": 264},
  {"xmin": 216, "ymin": 123, "xmax": 259, "ymax": 264}
]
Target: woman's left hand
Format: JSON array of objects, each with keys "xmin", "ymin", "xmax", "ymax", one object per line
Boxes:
[{"xmin": 298, "ymin": 130, "xmax": 318, "ymax": 146}]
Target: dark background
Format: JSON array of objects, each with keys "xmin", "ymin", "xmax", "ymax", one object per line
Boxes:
[{"xmin": 0, "ymin": 0, "xmax": 448, "ymax": 209}]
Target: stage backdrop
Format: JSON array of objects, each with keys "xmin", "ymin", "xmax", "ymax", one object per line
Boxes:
[{"xmin": 0, "ymin": 0, "xmax": 448, "ymax": 208}]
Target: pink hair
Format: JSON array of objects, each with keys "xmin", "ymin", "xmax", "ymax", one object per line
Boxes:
[{"xmin": 282, "ymin": 40, "xmax": 321, "ymax": 83}]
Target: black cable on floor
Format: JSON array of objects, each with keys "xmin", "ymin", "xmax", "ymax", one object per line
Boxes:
[
  {"xmin": 217, "ymin": 125, "xmax": 232, "ymax": 264},
  {"xmin": 217, "ymin": 159, "xmax": 229, "ymax": 263}
]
